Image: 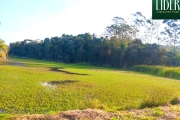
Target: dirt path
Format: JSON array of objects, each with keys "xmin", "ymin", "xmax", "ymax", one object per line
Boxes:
[{"xmin": 7, "ymin": 105, "xmax": 180, "ymax": 120}]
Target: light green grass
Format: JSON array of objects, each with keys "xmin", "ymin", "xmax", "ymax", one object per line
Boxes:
[
  {"xmin": 0, "ymin": 57, "xmax": 180, "ymax": 114},
  {"xmin": 0, "ymin": 114, "xmax": 10, "ymax": 120}
]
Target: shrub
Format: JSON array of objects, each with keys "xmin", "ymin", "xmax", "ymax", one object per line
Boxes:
[
  {"xmin": 139, "ymin": 90, "xmax": 170, "ymax": 109},
  {"xmin": 132, "ymin": 65, "xmax": 180, "ymax": 80},
  {"xmin": 170, "ymin": 97, "xmax": 180, "ymax": 105},
  {"xmin": 153, "ymin": 109, "xmax": 164, "ymax": 116}
]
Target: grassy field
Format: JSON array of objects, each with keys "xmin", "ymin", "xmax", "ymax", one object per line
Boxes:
[{"xmin": 1, "ymin": 58, "xmax": 180, "ymax": 115}]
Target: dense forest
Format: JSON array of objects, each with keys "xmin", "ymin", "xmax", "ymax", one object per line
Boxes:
[{"xmin": 8, "ymin": 12, "xmax": 180, "ymax": 68}]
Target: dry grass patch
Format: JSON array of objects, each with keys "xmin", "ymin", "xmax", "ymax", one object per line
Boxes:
[{"xmin": 7, "ymin": 106, "xmax": 180, "ymax": 120}]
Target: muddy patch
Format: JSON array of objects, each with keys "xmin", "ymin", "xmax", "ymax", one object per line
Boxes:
[
  {"xmin": 42, "ymin": 80, "xmax": 78, "ymax": 88},
  {"xmin": 48, "ymin": 80, "xmax": 78, "ymax": 85},
  {"xmin": 41, "ymin": 82, "xmax": 56, "ymax": 89},
  {"xmin": 8, "ymin": 62, "xmax": 24, "ymax": 66},
  {"xmin": 50, "ymin": 67, "xmax": 89, "ymax": 76}
]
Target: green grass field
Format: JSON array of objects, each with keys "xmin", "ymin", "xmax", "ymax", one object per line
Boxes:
[{"xmin": 1, "ymin": 58, "xmax": 180, "ymax": 115}]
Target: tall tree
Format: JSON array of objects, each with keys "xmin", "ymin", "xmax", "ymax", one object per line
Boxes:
[
  {"xmin": 105, "ymin": 17, "xmax": 135, "ymax": 40},
  {"xmin": 128, "ymin": 12, "xmax": 146, "ymax": 41},
  {"xmin": 43, "ymin": 38, "xmax": 51, "ymax": 59},
  {"xmin": 162, "ymin": 20, "xmax": 180, "ymax": 52}
]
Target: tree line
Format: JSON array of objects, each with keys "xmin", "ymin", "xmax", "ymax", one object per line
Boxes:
[
  {"xmin": 8, "ymin": 34, "xmax": 180, "ymax": 68},
  {"xmin": 8, "ymin": 12, "xmax": 180, "ymax": 68}
]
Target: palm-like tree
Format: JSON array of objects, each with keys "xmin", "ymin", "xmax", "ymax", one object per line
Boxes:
[{"xmin": 0, "ymin": 39, "xmax": 8, "ymax": 60}]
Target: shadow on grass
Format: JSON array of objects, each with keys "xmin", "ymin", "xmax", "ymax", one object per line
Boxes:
[
  {"xmin": 50, "ymin": 67, "xmax": 89, "ymax": 76},
  {"xmin": 48, "ymin": 80, "xmax": 79, "ymax": 85}
]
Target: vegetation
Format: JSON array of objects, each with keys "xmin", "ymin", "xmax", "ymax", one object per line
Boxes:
[
  {"xmin": 0, "ymin": 39, "xmax": 8, "ymax": 61},
  {"xmin": 9, "ymin": 37, "xmax": 172, "ymax": 68},
  {"xmin": 0, "ymin": 58, "xmax": 180, "ymax": 115},
  {"xmin": 132, "ymin": 65, "xmax": 180, "ymax": 80}
]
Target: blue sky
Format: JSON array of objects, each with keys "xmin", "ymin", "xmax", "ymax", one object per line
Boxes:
[{"xmin": 0, "ymin": 0, "xmax": 152, "ymax": 45}]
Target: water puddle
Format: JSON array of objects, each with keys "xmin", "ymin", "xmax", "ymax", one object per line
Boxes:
[
  {"xmin": 41, "ymin": 80, "xmax": 78, "ymax": 89},
  {"xmin": 41, "ymin": 82, "xmax": 56, "ymax": 89}
]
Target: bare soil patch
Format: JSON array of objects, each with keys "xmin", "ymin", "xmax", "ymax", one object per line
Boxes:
[
  {"xmin": 8, "ymin": 109, "xmax": 120, "ymax": 120},
  {"xmin": 8, "ymin": 105, "xmax": 180, "ymax": 120},
  {"xmin": 48, "ymin": 80, "xmax": 79, "ymax": 85}
]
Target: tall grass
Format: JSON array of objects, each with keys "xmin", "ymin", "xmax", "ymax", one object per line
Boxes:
[{"xmin": 132, "ymin": 65, "xmax": 180, "ymax": 80}]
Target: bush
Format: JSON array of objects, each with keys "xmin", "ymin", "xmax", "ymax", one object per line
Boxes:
[
  {"xmin": 153, "ymin": 109, "xmax": 164, "ymax": 116},
  {"xmin": 139, "ymin": 91, "xmax": 169, "ymax": 109},
  {"xmin": 170, "ymin": 97, "xmax": 180, "ymax": 105},
  {"xmin": 132, "ymin": 65, "xmax": 180, "ymax": 80}
]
